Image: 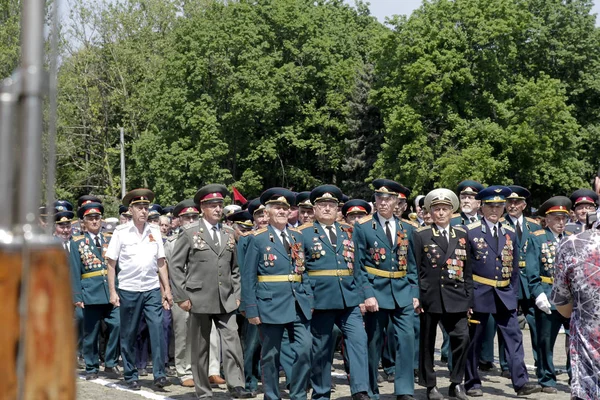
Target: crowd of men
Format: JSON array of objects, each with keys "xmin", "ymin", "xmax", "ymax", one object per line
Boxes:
[{"xmin": 47, "ymin": 173, "xmax": 600, "ymax": 400}]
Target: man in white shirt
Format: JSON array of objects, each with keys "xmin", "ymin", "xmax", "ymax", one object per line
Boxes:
[{"xmin": 106, "ymin": 188, "xmax": 173, "ymax": 391}]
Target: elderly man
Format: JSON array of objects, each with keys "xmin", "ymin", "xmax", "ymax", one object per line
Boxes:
[
  {"xmin": 296, "ymin": 191, "xmax": 315, "ymax": 225},
  {"xmin": 411, "ymin": 189, "xmax": 471, "ymax": 400},
  {"xmin": 106, "ymin": 189, "xmax": 173, "ymax": 390},
  {"xmin": 566, "ymin": 189, "xmax": 598, "ymax": 234},
  {"xmin": 242, "ymin": 188, "xmax": 313, "ymax": 400},
  {"xmin": 169, "ymin": 184, "xmax": 251, "ymax": 399}
]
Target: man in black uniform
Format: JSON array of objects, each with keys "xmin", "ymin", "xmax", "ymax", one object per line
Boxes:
[{"xmin": 410, "ymin": 189, "xmax": 471, "ymax": 400}]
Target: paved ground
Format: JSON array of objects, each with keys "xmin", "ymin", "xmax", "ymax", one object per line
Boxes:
[{"xmin": 76, "ymin": 326, "xmax": 572, "ymax": 399}]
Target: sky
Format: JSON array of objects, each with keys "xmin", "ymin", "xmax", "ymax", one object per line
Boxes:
[{"xmin": 343, "ymin": 0, "xmax": 600, "ymax": 25}]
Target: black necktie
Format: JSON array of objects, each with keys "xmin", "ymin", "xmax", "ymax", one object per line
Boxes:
[
  {"xmin": 281, "ymin": 232, "xmax": 291, "ymax": 255},
  {"xmin": 212, "ymin": 226, "xmax": 220, "ymax": 251},
  {"xmin": 492, "ymin": 225, "xmax": 498, "ymax": 247},
  {"xmin": 470, "ymin": 216, "xmax": 476, "ymax": 223},
  {"xmin": 516, "ymin": 221, "xmax": 522, "ymax": 241},
  {"xmin": 326, "ymin": 225, "xmax": 337, "ymax": 247},
  {"xmin": 385, "ymin": 221, "xmax": 393, "ymax": 246},
  {"xmin": 558, "ymin": 233, "xmax": 563, "ymax": 241},
  {"xmin": 441, "ymin": 228, "xmax": 448, "ymax": 244},
  {"xmin": 95, "ymin": 235, "xmax": 101, "ymax": 248}
]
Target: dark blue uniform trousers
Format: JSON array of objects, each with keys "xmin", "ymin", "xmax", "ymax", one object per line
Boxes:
[
  {"xmin": 75, "ymin": 306, "xmax": 84, "ymax": 358},
  {"xmin": 310, "ymin": 306, "xmax": 369, "ymax": 398},
  {"xmin": 259, "ymin": 311, "xmax": 311, "ymax": 400},
  {"xmin": 465, "ymin": 309, "xmax": 528, "ymax": 392},
  {"xmin": 83, "ymin": 304, "xmax": 120, "ymax": 374},
  {"xmin": 499, "ymin": 298, "xmax": 538, "ymax": 372},
  {"xmin": 135, "ymin": 308, "xmax": 172, "ymax": 369},
  {"xmin": 119, "ymin": 288, "xmax": 165, "ymax": 382},
  {"xmin": 366, "ymin": 305, "xmax": 415, "ymax": 398}
]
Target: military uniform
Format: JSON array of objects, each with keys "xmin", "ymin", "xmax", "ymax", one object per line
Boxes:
[
  {"xmin": 526, "ymin": 196, "xmax": 573, "ymax": 391},
  {"xmin": 300, "ymin": 185, "xmax": 369, "ymax": 399},
  {"xmin": 354, "ymin": 179, "xmax": 419, "ymax": 399},
  {"xmin": 242, "ymin": 188, "xmax": 313, "ymax": 400},
  {"xmin": 565, "ymin": 189, "xmax": 598, "ymax": 234},
  {"xmin": 69, "ymin": 202, "xmax": 120, "ymax": 378},
  {"xmin": 464, "ymin": 186, "xmax": 538, "ymax": 397}
]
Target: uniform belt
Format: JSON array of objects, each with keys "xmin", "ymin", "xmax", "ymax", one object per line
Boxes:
[
  {"xmin": 541, "ymin": 276, "xmax": 554, "ymax": 284},
  {"xmin": 81, "ymin": 269, "xmax": 107, "ymax": 279},
  {"xmin": 473, "ymin": 274, "xmax": 510, "ymax": 288},
  {"xmin": 518, "ymin": 261, "xmax": 526, "ymax": 268},
  {"xmin": 257, "ymin": 274, "xmax": 302, "ymax": 283},
  {"xmin": 365, "ymin": 266, "xmax": 406, "ymax": 279},
  {"xmin": 308, "ymin": 269, "xmax": 352, "ymax": 277}
]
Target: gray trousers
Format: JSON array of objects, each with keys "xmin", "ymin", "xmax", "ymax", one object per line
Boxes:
[
  {"xmin": 172, "ymin": 304, "xmax": 193, "ymax": 382},
  {"xmin": 190, "ymin": 311, "xmax": 245, "ymax": 398}
]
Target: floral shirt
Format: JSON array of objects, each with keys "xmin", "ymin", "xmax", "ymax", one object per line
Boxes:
[{"xmin": 552, "ymin": 229, "xmax": 600, "ymax": 400}]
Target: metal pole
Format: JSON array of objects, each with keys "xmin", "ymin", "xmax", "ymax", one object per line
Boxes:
[
  {"xmin": 18, "ymin": 0, "xmax": 45, "ymax": 228},
  {"xmin": 0, "ymin": 75, "xmax": 18, "ymax": 230},
  {"xmin": 120, "ymin": 127, "xmax": 126, "ymax": 198}
]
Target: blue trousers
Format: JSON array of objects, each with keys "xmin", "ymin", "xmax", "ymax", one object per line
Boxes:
[
  {"xmin": 534, "ymin": 309, "xmax": 571, "ymax": 387},
  {"xmin": 83, "ymin": 304, "xmax": 120, "ymax": 374},
  {"xmin": 259, "ymin": 312, "xmax": 311, "ymax": 400},
  {"xmin": 465, "ymin": 310, "xmax": 528, "ymax": 392},
  {"xmin": 119, "ymin": 288, "xmax": 165, "ymax": 382},
  {"xmin": 311, "ymin": 306, "xmax": 369, "ymax": 398},
  {"xmin": 499, "ymin": 298, "xmax": 538, "ymax": 372},
  {"xmin": 75, "ymin": 306, "xmax": 84, "ymax": 358},
  {"xmin": 135, "ymin": 308, "xmax": 172, "ymax": 369},
  {"xmin": 365, "ymin": 305, "xmax": 414, "ymax": 398}
]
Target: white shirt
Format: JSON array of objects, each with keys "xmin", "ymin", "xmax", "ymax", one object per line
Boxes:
[
  {"xmin": 509, "ymin": 215, "xmax": 524, "ymax": 229},
  {"xmin": 203, "ymin": 219, "xmax": 221, "ymax": 247},
  {"xmin": 484, "ymin": 218, "xmax": 500, "ymax": 236},
  {"xmin": 319, "ymin": 222, "xmax": 337, "ymax": 245},
  {"xmin": 436, "ymin": 225, "xmax": 450, "ymax": 240},
  {"xmin": 464, "ymin": 212, "xmax": 479, "ymax": 223},
  {"xmin": 88, "ymin": 231, "xmax": 102, "ymax": 248},
  {"xmin": 271, "ymin": 225, "xmax": 291, "ymax": 247},
  {"xmin": 106, "ymin": 221, "xmax": 165, "ymax": 292},
  {"xmin": 377, "ymin": 215, "xmax": 396, "ymax": 246}
]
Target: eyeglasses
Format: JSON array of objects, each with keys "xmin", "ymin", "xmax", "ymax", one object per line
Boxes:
[{"xmin": 84, "ymin": 215, "xmax": 101, "ymax": 221}]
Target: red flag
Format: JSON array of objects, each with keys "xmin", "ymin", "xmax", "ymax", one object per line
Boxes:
[{"xmin": 232, "ymin": 186, "xmax": 247, "ymax": 205}]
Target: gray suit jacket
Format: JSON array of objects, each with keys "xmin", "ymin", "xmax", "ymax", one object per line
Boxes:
[{"xmin": 169, "ymin": 219, "xmax": 240, "ymax": 314}]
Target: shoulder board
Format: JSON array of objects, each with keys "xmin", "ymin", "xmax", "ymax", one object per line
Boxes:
[
  {"xmin": 71, "ymin": 235, "xmax": 84, "ymax": 241},
  {"xmin": 115, "ymin": 224, "xmax": 129, "ymax": 231},
  {"xmin": 167, "ymin": 234, "xmax": 179, "ymax": 242},
  {"xmin": 357, "ymin": 215, "xmax": 373, "ymax": 224},
  {"xmin": 239, "ymin": 230, "xmax": 252, "ymax": 237},
  {"xmin": 451, "ymin": 213, "xmax": 461, "ymax": 219},
  {"xmin": 466, "ymin": 220, "xmax": 481, "ymax": 230},
  {"xmin": 222, "ymin": 224, "xmax": 234, "ymax": 232},
  {"xmin": 533, "ymin": 229, "xmax": 546, "ymax": 236},
  {"xmin": 288, "ymin": 227, "xmax": 300, "ymax": 233},
  {"xmin": 298, "ymin": 222, "xmax": 314, "ymax": 231},
  {"xmin": 402, "ymin": 218, "xmax": 419, "ymax": 228},
  {"xmin": 564, "ymin": 231, "xmax": 574, "ymax": 236},
  {"xmin": 182, "ymin": 221, "xmax": 200, "ymax": 231},
  {"xmin": 499, "ymin": 217, "xmax": 506, "ymax": 223},
  {"xmin": 525, "ymin": 217, "xmax": 539, "ymax": 224},
  {"xmin": 416, "ymin": 225, "xmax": 431, "ymax": 233},
  {"xmin": 453, "ymin": 226, "xmax": 466, "ymax": 233},
  {"xmin": 338, "ymin": 222, "xmax": 351, "ymax": 228},
  {"xmin": 503, "ymin": 225, "xmax": 515, "ymax": 232},
  {"xmin": 253, "ymin": 227, "xmax": 268, "ymax": 236}
]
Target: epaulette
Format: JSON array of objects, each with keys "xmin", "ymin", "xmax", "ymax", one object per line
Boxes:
[
  {"xmin": 416, "ymin": 225, "xmax": 431, "ymax": 233},
  {"xmin": 115, "ymin": 223, "xmax": 129, "ymax": 231},
  {"xmin": 182, "ymin": 221, "xmax": 200, "ymax": 231},
  {"xmin": 167, "ymin": 233, "xmax": 179, "ymax": 242},
  {"xmin": 533, "ymin": 229, "xmax": 546, "ymax": 236},
  {"xmin": 499, "ymin": 217, "xmax": 506, "ymax": 222},
  {"xmin": 466, "ymin": 220, "xmax": 481, "ymax": 230},
  {"xmin": 525, "ymin": 217, "xmax": 539, "ymax": 224},
  {"xmin": 565, "ymin": 231, "xmax": 574, "ymax": 236},
  {"xmin": 453, "ymin": 226, "xmax": 466, "ymax": 233},
  {"xmin": 240, "ymin": 230, "xmax": 252, "ymax": 237},
  {"xmin": 451, "ymin": 213, "xmax": 461, "ymax": 219},
  {"xmin": 253, "ymin": 227, "xmax": 268, "ymax": 236},
  {"xmin": 503, "ymin": 225, "xmax": 515, "ymax": 232},
  {"xmin": 71, "ymin": 235, "xmax": 84, "ymax": 241},
  {"xmin": 288, "ymin": 227, "xmax": 300, "ymax": 233},
  {"xmin": 402, "ymin": 218, "xmax": 419, "ymax": 228},
  {"xmin": 298, "ymin": 222, "xmax": 314, "ymax": 231},
  {"xmin": 338, "ymin": 221, "xmax": 351, "ymax": 228},
  {"xmin": 357, "ymin": 215, "xmax": 373, "ymax": 224},
  {"xmin": 222, "ymin": 224, "xmax": 234, "ymax": 232}
]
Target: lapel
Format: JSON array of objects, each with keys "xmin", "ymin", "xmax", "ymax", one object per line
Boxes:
[
  {"xmin": 430, "ymin": 226, "xmax": 448, "ymax": 255},
  {"xmin": 372, "ymin": 212, "xmax": 393, "ymax": 250},
  {"xmin": 199, "ymin": 219, "xmax": 219, "ymax": 254},
  {"xmin": 497, "ymin": 225, "xmax": 507, "ymax": 254},
  {"xmin": 334, "ymin": 222, "xmax": 344, "ymax": 253},
  {"xmin": 218, "ymin": 228, "xmax": 230, "ymax": 257},
  {"xmin": 482, "ymin": 220, "xmax": 499, "ymax": 254},
  {"xmin": 268, "ymin": 225, "xmax": 290, "ymax": 260},
  {"xmin": 315, "ymin": 223, "xmax": 335, "ymax": 252},
  {"xmin": 446, "ymin": 227, "xmax": 459, "ymax": 260}
]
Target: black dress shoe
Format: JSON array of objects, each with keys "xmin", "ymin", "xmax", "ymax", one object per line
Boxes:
[
  {"xmin": 427, "ymin": 386, "xmax": 444, "ymax": 400},
  {"xmin": 126, "ymin": 380, "xmax": 141, "ymax": 391},
  {"xmin": 541, "ymin": 386, "xmax": 558, "ymax": 394},
  {"xmin": 500, "ymin": 370, "xmax": 511, "ymax": 378},
  {"xmin": 466, "ymin": 387, "xmax": 483, "ymax": 397},
  {"xmin": 396, "ymin": 395, "xmax": 415, "ymax": 400},
  {"xmin": 516, "ymin": 382, "xmax": 541, "ymax": 396},
  {"xmin": 352, "ymin": 392, "xmax": 370, "ymax": 400},
  {"xmin": 104, "ymin": 366, "xmax": 122, "ymax": 378},
  {"xmin": 229, "ymin": 386, "xmax": 255, "ymax": 398},
  {"xmin": 85, "ymin": 373, "xmax": 99, "ymax": 380},
  {"xmin": 478, "ymin": 361, "xmax": 495, "ymax": 371},
  {"xmin": 153, "ymin": 377, "xmax": 171, "ymax": 388},
  {"xmin": 449, "ymin": 383, "xmax": 468, "ymax": 400}
]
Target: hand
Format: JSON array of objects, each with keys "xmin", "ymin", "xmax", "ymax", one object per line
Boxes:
[
  {"xmin": 178, "ymin": 299, "xmax": 192, "ymax": 312},
  {"xmin": 412, "ymin": 298, "xmax": 420, "ymax": 312},
  {"xmin": 162, "ymin": 299, "xmax": 171, "ymax": 310},
  {"xmin": 358, "ymin": 303, "xmax": 366, "ymax": 316},
  {"xmin": 248, "ymin": 316, "xmax": 261, "ymax": 325},
  {"xmin": 535, "ymin": 293, "xmax": 552, "ymax": 315},
  {"xmin": 311, "ymin": 308, "xmax": 314, "ymax": 314},
  {"xmin": 109, "ymin": 292, "xmax": 120, "ymax": 307},
  {"xmin": 236, "ymin": 299, "xmax": 241, "ymax": 308},
  {"xmin": 162, "ymin": 291, "xmax": 174, "ymax": 307},
  {"xmin": 364, "ymin": 297, "xmax": 379, "ymax": 312},
  {"xmin": 74, "ymin": 302, "xmax": 85, "ymax": 309},
  {"xmin": 467, "ymin": 308, "xmax": 473, "ymax": 318}
]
